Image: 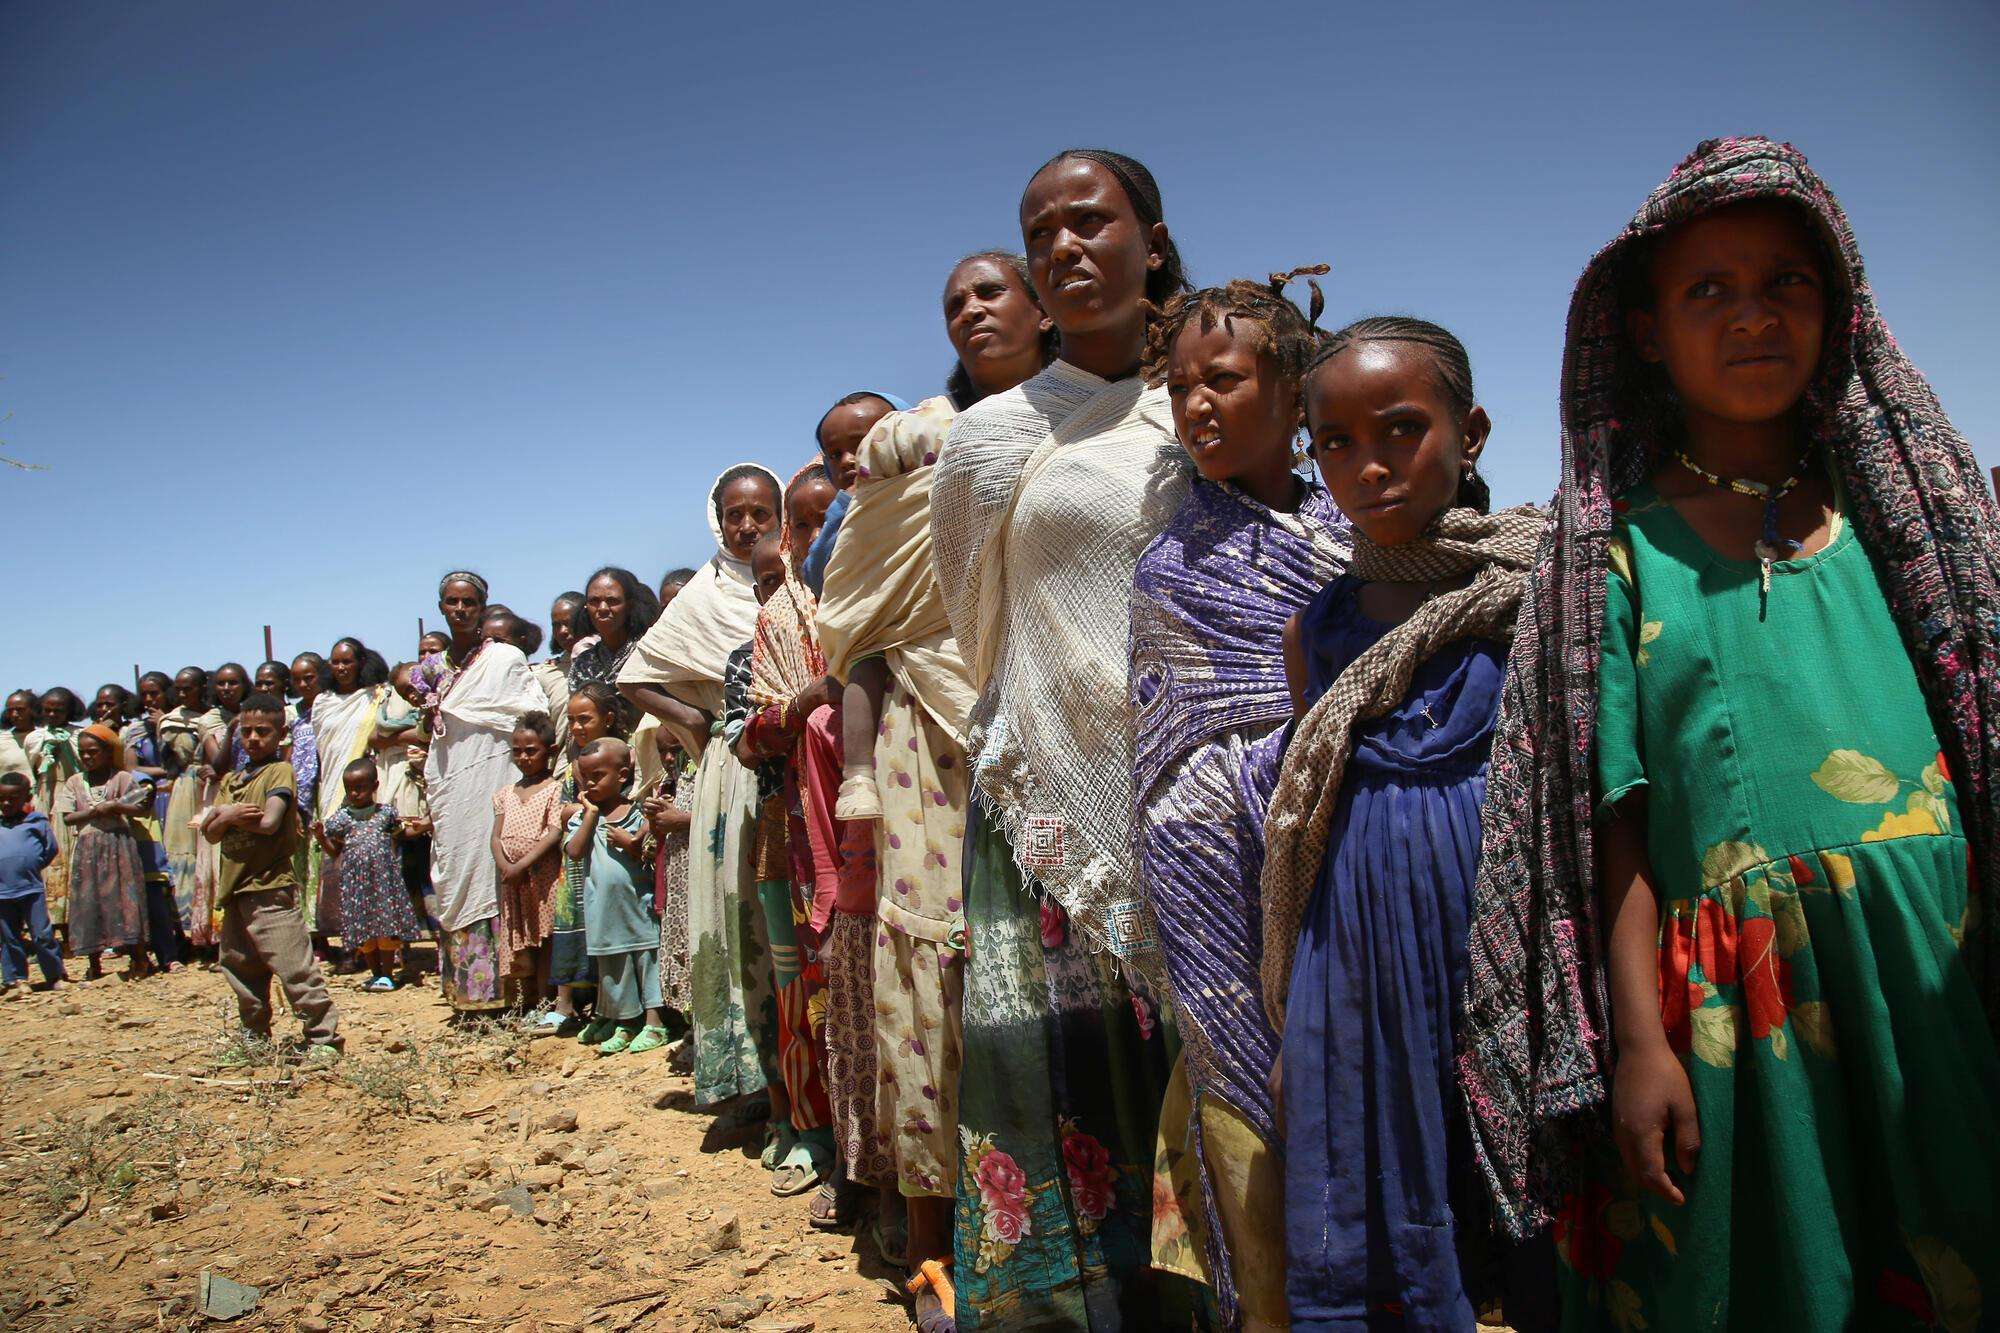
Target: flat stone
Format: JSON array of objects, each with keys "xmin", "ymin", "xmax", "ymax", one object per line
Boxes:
[{"xmin": 535, "ymin": 1109, "xmax": 578, "ymax": 1134}]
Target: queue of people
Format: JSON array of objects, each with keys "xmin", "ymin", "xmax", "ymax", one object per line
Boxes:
[{"xmin": 4, "ymin": 135, "xmax": 1997, "ymax": 1332}]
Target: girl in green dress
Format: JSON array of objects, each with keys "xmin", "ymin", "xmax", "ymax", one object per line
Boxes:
[{"xmin": 1459, "ymin": 137, "xmax": 2000, "ymax": 1331}]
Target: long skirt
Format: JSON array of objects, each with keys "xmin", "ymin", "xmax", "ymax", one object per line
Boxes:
[
  {"xmin": 656, "ymin": 770, "xmax": 696, "ymax": 1011},
  {"xmin": 951, "ymin": 798, "xmax": 1182, "ymax": 1331},
  {"xmin": 163, "ymin": 774, "xmax": 203, "ymax": 931},
  {"xmin": 439, "ymin": 913, "xmax": 505, "ymax": 1012},
  {"xmin": 67, "ymin": 825, "xmax": 146, "ymax": 956},
  {"xmin": 687, "ymin": 734, "xmax": 776, "ymax": 1107},
  {"xmin": 758, "ymin": 796, "xmax": 829, "ymax": 1131},
  {"xmin": 826, "ymin": 908, "xmax": 893, "ymax": 1185},
  {"xmin": 547, "ymin": 772, "xmax": 596, "ymax": 991}
]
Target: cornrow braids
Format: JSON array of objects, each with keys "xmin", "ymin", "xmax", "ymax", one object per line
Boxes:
[
  {"xmin": 1308, "ymin": 315, "xmax": 1492, "ymax": 512},
  {"xmin": 1035, "ymin": 148, "xmax": 1190, "ymax": 305},
  {"xmin": 1142, "ymin": 263, "xmax": 1330, "ymax": 392}
]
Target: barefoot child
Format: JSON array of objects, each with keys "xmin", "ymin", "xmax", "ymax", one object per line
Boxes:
[
  {"xmin": 59, "ymin": 724, "xmax": 153, "ymax": 980},
  {"xmin": 492, "ymin": 711, "xmax": 564, "ymax": 1008},
  {"xmin": 1463, "ymin": 136, "xmax": 2000, "ymax": 1331},
  {"xmin": 565, "ymin": 738, "xmax": 669, "ymax": 1055},
  {"xmin": 201, "ymin": 692, "xmax": 340, "ymax": 1063},
  {"xmin": 1261, "ymin": 317, "xmax": 1547, "ymax": 1327},
  {"xmin": 0, "ymin": 771, "xmax": 68, "ymax": 992},
  {"xmin": 322, "ymin": 758, "xmax": 422, "ymax": 991}
]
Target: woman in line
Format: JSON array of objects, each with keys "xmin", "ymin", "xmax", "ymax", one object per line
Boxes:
[
  {"xmin": 619, "ymin": 466, "xmax": 783, "ymax": 1110},
  {"xmin": 123, "ymin": 673, "xmax": 186, "ymax": 973},
  {"xmin": 159, "ymin": 668, "xmax": 213, "ymax": 954},
  {"xmin": 58, "ymin": 724, "xmax": 151, "ymax": 979},
  {"xmin": 312, "ymin": 639, "xmax": 391, "ymax": 958},
  {"xmin": 413, "ymin": 572, "xmax": 546, "ymax": 1016},
  {"xmin": 930, "ymin": 148, "xmax": 1193, "ymax": 1329},
  {"xmin": 1129, "ymin": 272, "xmax": 1350, "ymax": 1330},
  {"xmin": 815, "ymin": 248, "xmax": 1055, "ymax": 1329},
  {"xmin": 29, "ymin": 686, "xmax": 87, "ymax": 948}
]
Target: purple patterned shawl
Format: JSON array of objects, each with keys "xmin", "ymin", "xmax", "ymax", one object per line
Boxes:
[
  {"xmin": 1461, "ymin": 136, "xmax": 2000, "ymax": 1238},
  {"xmin": 1131, "ymin": 475, "xmax": 1348, "ymax": 1320}
]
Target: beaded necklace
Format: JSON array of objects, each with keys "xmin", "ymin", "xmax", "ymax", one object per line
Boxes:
[{"xmin": 1670, "ymin": 447, "xmax": 1813, "ymax": 596}]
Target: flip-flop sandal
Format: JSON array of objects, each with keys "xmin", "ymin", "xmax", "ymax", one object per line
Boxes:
[
  {"xmin": 760, "ymin": 1120, "xmax": 795, "ymax": 1170},
  {"xmin": 871, "ymin": 1212, "xmax": 907, "ymax": 1268},
  {"xmin": 807, "ymin": 1179, "xmax": 847, "ymax": 1230}
]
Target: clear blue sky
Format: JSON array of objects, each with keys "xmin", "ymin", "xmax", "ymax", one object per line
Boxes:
[{"xmin": 5, "ymin": 0, "xmax": 1996, "ymax": 694}]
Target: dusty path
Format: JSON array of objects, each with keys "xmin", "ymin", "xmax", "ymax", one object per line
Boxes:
[{"xmin": 0, "ymin": 963, "xmax": 908, "ymax": 1331}]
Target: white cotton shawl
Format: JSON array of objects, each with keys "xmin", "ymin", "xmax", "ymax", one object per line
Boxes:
[
  {"xmin": 817, "ymin": 395, "xmax": 977, "ymax": 743},
  {"xmin": 617, "ymin": 464, "xmax": 780, "ymax": 716},
  {"xmin": 309, "ymin": 686, "xmax": 382, "ymax": 824},
  {"xmin": 930, "ymin": 360, "xmax": 1190, "ymax": 978},
  {"xmin": 424, "ymin": 642, "xmax": 543, "ymax": 931}
]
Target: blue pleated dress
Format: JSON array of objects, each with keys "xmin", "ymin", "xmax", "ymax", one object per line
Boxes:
[{"xmin": 1281, "ymin": 575, "xmax": 1506, "ymax": 1331}]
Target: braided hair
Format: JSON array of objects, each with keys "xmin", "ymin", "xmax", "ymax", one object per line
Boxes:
[
  {"xmin": 1032, "ymin": 149, "xmax": 1189, "ymax": 305},
  {"xmin": 1307, "ymin": 316, "xmax": 1492, "ymax": 512},
  {"xmin": 1142, "ymin": 264, "xmax": 1330, "ymax": 408}
]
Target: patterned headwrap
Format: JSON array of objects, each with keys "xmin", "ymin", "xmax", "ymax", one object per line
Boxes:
[
  {"xmin": 1459, "ymin": 136, "xmax": 2000, "ymax": 1238},
  {"xmin": 437, "ymin": 570, "xmax": 489, "ymax": 601}
]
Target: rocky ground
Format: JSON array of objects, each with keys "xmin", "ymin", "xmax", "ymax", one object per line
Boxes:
[{"xmin": 0, "ymin": 961, "xmax": 910, "ymax": 1331}]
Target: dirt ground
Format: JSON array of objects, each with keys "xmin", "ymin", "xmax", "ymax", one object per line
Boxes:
[{"xmin": 0, "ymin": 960, "xmax": 912, "ymax": 1332}]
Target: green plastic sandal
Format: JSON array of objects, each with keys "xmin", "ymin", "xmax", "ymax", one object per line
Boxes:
[{"xmin": 625, "ymin": 1024, "xmax": 670, "ymax": 1055}]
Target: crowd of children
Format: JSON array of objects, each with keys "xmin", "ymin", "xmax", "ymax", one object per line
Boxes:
[{"xmin": 5, "ymin": 136, "xmax": 1996, "ymax": 1332}]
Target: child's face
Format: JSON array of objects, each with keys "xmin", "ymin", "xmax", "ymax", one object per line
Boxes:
[
  {"xmin": 40, "ymin": 694, "xmax": 73, "ymax": 727},
  {"xmin": 817, "ymin": 400, "xmax": 891, "ymax": 492},
  {"xmin": 1628, "ymin": 200, "xmax": 1826, "ymax": 433},
  {"xmin": 255, "ymin": 665, "xmax": 287, "ymax": 697},
  {"xmin": 1307, "ymin": 343, "xmax": 1486, "ymax": 548},
  {"xmin": 1167, "ymin": 316, "xmax": 1298, "ymax": 496},
  {"xmin": 511, "ymin": 728, "xmax": 550, "ymax": 777},
  {"xmin": 343, "ymin": 767, "xmax": 378, "ymax": 806},
  {"xmin": 3, "ymin": 694, "xmax": 34, "ymax": 731},
  {"xmin": 392, "ymin": 668, "xmax": 421, "ymax": 706},
  {"xmin": 585, "ymin": 576, "xmax": 628, "ymax": 640},
  {"xmin": 237, "ymin": 709, "xmax": 284, "ymax": 763},
  {"xmin": 0, "ymin": 785, "xmax": 28, "ymax": 819},
  {"xmin": 481, "ymin": 612, "xmax": 515, "ymax": 646},
  {"xmin": 92, "ymin": 689, "xmax": 125, "ymax": 724},
  {"xmin": 783, "ymin": 478, "xmax": 837, "ymax": 568},
  {"xmin": 173, "ymin": 674, "xmax": 204, "ymax": 710},
  {"xmin": 213, "ymin": 669, "xmax": 247, "ymax": 710},
  {"xmin": 567, "ymin": 697, "xmax": 611, "ymax": 746},
  {"xmin": 576, "ymin": 751, "xmax": 629, "ymax": 807},
  {"xmin": 716, "ymin": 477, "xmax": 780, "ymax": 562},
  {"xmin": 290, "ymin": 659, "xmax": 322, "ymax": 703},
  {"xmin": 77, "ymin": 732, "xmax": 113, "ymax": 773},
  {"xmin": 751, "ymin": 544, "xmax": 787, "ymax": 605}
]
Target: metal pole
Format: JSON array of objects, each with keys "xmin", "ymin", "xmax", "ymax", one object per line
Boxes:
[
  {"xmin": 263, "ymin": 625, "xmax": 273, "ymax": 663},
  {"xmin": 132, "ymin": 664, "xmax": 140, "ymax": 692}
]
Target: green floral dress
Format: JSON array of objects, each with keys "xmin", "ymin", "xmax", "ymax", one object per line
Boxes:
[{"xmin": 1559, "ymin": 485, "xmax": 2000, "ymax": 1331}]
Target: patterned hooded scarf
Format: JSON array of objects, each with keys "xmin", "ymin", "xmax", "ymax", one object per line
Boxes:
[{"xmin": 1459, "ymin": 136, "xmax": 2000, "ymax": 1238}]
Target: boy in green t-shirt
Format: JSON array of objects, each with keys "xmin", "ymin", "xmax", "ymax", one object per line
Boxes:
[{"xmin": 200, "ymin": 692, "xmax": 341, "ymax": 1063}]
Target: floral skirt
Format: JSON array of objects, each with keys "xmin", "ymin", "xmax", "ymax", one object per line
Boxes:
[
  {"xmin": 439, "ymin": 914, "xmax": 505, "ymax": 1012},
  {"xmin": 657, "ymin": 772, "xmax": 696, "ymax": 1011},
  {"xmin": 687, "ymin": 736, "xmax": 776, "ymax": 1107},
  {"xmin": 826, "ymin": 908, "xmax": 892, "ymax": 1186},
  {"xmin": 950, "ymin": 800, "xmax": 1184, "ymax": 1331},
  {"xmin": 875, "ymin": 918, "xmax": 965, "ymax": 1199},
  {"xmin": 762, "ymin": 802, "xmax": 828, "ymax": 1132}
]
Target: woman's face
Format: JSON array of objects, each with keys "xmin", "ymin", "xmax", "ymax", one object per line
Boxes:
[
  {"xmin": 330, "ymin": 642, "xmax": 361, "ymax": 692},
  {"xmin": 944, "ymin": 256, "xmax": 1050, "ymax": 397},
  {"xmin": 41, "ymin": 693, "xmax": 75, "ymax": 727},
  {"xmin": 255, "ymin": 664, "xmax": 287, "ymax": 698},
  {"xmin": 1019, "ymin": 158, "xmax": 1162, "ymax": 340},
  {"xmin": 419, "ymin": 632, "xmax": 450, "ymax": 658},
  {"xmin": 213, "ymin": 668, "xmax": 248, "ymax": 710},
  {"xmin": 92, "ymin": 688, "xmax": 125, "ymax": 724},
  {"xmin": 291, "ymin": 658, "xmax": 324, "ymax": 704},
  {"xmin": 585, "ymin": 575, "xmax": 628, "ymax": 642},
  {"xmin": 440, "ymin": 578, "xmax": 487, "ymax": 637},
  {"xmin": 139, "ymin": 678, "xmax": 167, "ymax": 714},
  {"xmin": 550, "ymin": 599, "xmax": 581, "ymax": 655},
  {"xmin": 716, "ymin": 476, "xmax": 779, "ymax": 562},
  {"xmin": 172, "ymin": 674, "xmax": 204, "ymax": 711},
  {"xmin": 3, "ymin": 693, "xmax": 34, "ymax": 731}
]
